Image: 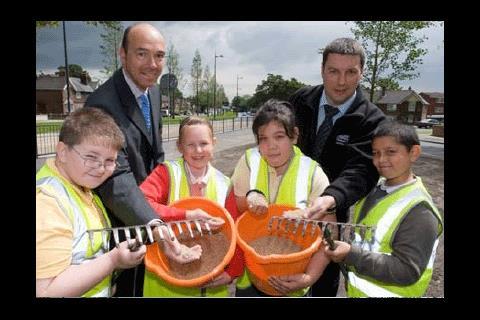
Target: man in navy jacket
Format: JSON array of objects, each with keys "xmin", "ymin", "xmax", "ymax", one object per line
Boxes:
[{"xmin": 288, "ymin": 38, "xmax": 386, "ymax": 296}]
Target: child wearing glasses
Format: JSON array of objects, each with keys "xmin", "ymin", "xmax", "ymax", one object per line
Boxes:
[{"xmin": 36, "ymin": 108, "xmax": 190, "ymax": 297}]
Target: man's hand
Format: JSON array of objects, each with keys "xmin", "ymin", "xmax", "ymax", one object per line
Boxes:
[
  {"xmin": 323, "ymin": 240, "xmax": 350, "ymax": 263},
  {"xmin": 304, "ymin": 195, "xmax": 336, "ymax": 220},
  {"xmin": 246, "ymin": 191, "xmax": 268, "ymax": 215}
]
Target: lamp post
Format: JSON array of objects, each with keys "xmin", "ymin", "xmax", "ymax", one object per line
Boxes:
[
  {"xmin": 213, "ymin": 51, "xmax": 223, "ymax": 120},
  {"xmin": 236, "ymin": 75, "xmax": 243, "ymax": 108},
  {"xmin": 62, "ymin": 21, "xmax": 71, "ymax": 114}
]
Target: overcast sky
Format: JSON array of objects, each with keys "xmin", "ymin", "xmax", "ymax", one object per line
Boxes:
[{"xmin": 36, "ymin": 21, "xmax": 444, "ymax": 101}]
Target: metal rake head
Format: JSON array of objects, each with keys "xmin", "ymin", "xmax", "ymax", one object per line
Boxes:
[
  {"xmin": 267, "ymin": 216, "xmax": 376, "ymax": 247},
  {"xmin": 87, "ymin": 218, "xmax": 215, "ymax": 252}
]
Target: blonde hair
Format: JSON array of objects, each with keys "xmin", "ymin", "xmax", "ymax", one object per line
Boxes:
[{"xmin": 178, "ymin": 116, "xmax": 214, "ymax": 143}]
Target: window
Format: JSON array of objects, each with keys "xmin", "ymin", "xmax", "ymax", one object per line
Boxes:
[
  {"xmin": 387, "ymin": 104, "xmax": 397, "ymax": 112},
  {"xmin": 76, "ymin": 92, "xmax": 82, "ymax": 100},
  {"xmin": 407, "ymin": 114, "xmax": 414, "ymax": 123},
  {"xmin": 408, "ymin": 101, "xmax": 416, "ymax": 112}
]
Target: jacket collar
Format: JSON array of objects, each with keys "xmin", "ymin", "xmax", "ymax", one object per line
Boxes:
[{"xmin": 303, "ymin": 85, "xmax": 367, "ymax": 115}]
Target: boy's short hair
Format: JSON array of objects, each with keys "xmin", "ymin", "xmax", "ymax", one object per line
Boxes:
[
  {"xmin": 59, "ymin": 108, "xmax": 125, "ymax": 151},
  {"xmin": 373, "ymin": 120, "xmax": 420, "ymax": 151},
  {"xmin": 252, "ymin": 99, "xmax": 296, "ymax": 144}
]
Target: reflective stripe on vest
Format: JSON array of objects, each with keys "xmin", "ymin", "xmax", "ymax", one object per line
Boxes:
[
  {"xmin": 36, "ymin": 164, "xmax": 112, "ymax": 297},
  {"xmin": 347, "ymin": 177, "xmax": 443, "ymax": 297},
  {"xmin": 143, "ymin": 158, "xmax": 231, "ymax": 297},
  {"xmin": 237, "ymin": 146, "xmax": 317, "ymax": 296}
]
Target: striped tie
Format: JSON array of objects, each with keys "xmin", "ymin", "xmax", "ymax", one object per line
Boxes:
[
  {"xmin": 140, "ymin": 93, "xmax": 151, "ymax": 131},
  {"xmin": 312, "ymin": 105, "xmax": 339, "ymax": 161}
]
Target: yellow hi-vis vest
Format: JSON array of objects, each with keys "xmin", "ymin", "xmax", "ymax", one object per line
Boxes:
[
  {"xmin": 36, "ymin": 164, "xmax": 112, "ymax": 297},
  {"xmin": 347, "ymin": 177, "xmax": 443, "ymax": 297},
  {"xmin": 143, "ymin": 158, "xmax": 232, "ymax": 297},
  {"xmin": 236, "ymin": 146, "xmax": 318, "ymax": 297}
]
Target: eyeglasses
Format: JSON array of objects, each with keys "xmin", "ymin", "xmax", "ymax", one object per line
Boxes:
[{"xmin": 71, "ymin": 147, "xmax": 118, "ymax": 170}]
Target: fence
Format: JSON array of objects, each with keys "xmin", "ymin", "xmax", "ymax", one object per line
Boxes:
[{"xmin": 36, "ymin": 116, "xmax": 253, "ymax": 157}]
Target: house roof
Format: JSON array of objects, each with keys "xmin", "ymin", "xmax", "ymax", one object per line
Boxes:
[
  {"xmin": 36, "ymin": 75, "xmax": 94, "ymax": 93},
  {"xmin": 377, "ymin": 90, "xmax": 429, "ymax": 105},
  {"xmin": 420, "ymin": 92, "xmax": 444, "ymax": 99}
]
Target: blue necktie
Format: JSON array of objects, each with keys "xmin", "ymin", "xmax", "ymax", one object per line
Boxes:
[
  {"xmin": 140, "ymin": 93, "xmax": 151, "ymax": 131},
  {"xmin": 312, "ymin": 105, "xmax": 339, "ymax": 160}
]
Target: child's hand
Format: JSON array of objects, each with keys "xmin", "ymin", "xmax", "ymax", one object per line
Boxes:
[
  {"xmin": 111, "ymin": 241, "xmax": 146, "ymax": 270},
  {"xmin": 323, "ymin": 240, "xmax": 350, "ymax": 263},
  {"xmin": 268, "ymin": 273, "xmax": 311, "ymax": 296},
  {"xmin": 186, "ymin": 209, "xmax": 225, "ymax": 230},
  {"xmin": 246, "ymin": 191, "xmax": 268, "ymax": 215}
]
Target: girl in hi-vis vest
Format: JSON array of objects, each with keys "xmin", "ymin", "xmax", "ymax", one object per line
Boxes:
[
  {"xmin": 36, "ymin": 108, "xmax": 146, "ymax": 297},
  {"xmin": 231, "ymin": 99, "xmax": 335, "ymax": 297},
  {"xmin": 323, "ymin": 122, "xmax": 443, "ymax": 297},
  {"xmin": 140, "ymin": 116, "xmax": 244, "ymax": 297}
]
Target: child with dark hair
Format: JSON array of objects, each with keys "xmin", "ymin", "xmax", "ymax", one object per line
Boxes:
[
  {"xmin": 324, "ymin": 121, "xmax": 443, "ymax": 297},
  {"xmin": 232, "ymin": 99, "xmax": 334, "ymax": 296}
]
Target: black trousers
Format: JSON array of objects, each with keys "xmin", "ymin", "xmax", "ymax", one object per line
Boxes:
[
  {"xmin": 310, "ymin": 262, "xmax": 340, "ymax": 297},
  {"xmin": 113, "ymin": 263, "xmax": 145, "ymax": 297}
]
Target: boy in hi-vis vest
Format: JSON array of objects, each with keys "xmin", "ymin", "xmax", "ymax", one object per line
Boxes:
[
  {"xmin": 231, "ymin": 99, "xmax": 336, "ymax": 297},
  {"xmin": 140, "ymin": 116, "xmax": 244, "ymax": 297},
  {"xmin": 323, "ymin": 121, "xmax": 443, "ymax": 297},
  {"xmin": 36, "ymin": 108, "xmax": 147, "ymax": 297}
]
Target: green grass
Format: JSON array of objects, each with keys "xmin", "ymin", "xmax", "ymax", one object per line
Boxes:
[{"xmin": 36, "ymin": 121, "xmax": 63, "ymax": 134}]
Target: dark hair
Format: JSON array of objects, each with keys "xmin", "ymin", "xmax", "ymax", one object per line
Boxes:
[
  {"xmin": 373, "ymin": 120, "xmax": 420, "ymax": 151},
  {"xmin": 252, "ymin": 99, "xmax": 296, "ymax": 143},
  {"xmin": 178, "ymin": 116, "xmax": 214, "ymax": 142},
  {"xmin": 59, "ymin": 108, "xmax": 125, "ymax": 151},
  {"xmin": 322, "ymin": 37, "xmax": 365, "ymax": 70}
]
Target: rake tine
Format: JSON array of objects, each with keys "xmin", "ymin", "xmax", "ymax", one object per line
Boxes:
[
  {"xmin": 283, "ymin": 218, "xmax": 290, "ymax": 233},
  {"xmin": 268, "ymin": 217, "xmax": 275, "ymax": 232},
  {"xmin": 175, "ymin": 221, "xmax": 183, "ymax": 236},
  {"xmin": 301, "ymin": 220, "xmax": 309, "ymax": 237},
  {"xmin": 194, "ymin": 220, "xmax": 203, "ymax": 236},
  {"xmin": 204, "ymin": 221, "xmax": 212, "ymax": 235},
  {"xmin": 112, "ymin": 228, "xmax": 120, "ymax": 247},
  {"xmin": 145, "ymin": 225, "xmax": 154, "ymax": 243},
  {"xmin": 124, "ymin": 228, "xmax": 137, "ymax": 250},
  {"xmin": 88, "ymin": 230, "xmax": 95, "ymax": 252},
  {"xmin": 276, "ymin": 217, "xmax": 282, "ymax": 232},
  {"xmin": 359, "ymin": 227, "xmax": 366, "ymax": 243},
  {"xmin": 135, "ymin": 226, "xmax": 143, "ymax": 245},
  {"xmin": 293, "ymin": 218, "xmax": 301, "ymax": 235},
  {"xmin": 310, "ymin": 221, "xmax": 317, "ymax": 238},
  {"xmin": 166, "ymin": 224, "xmax": 176, "ymax": 241},
  {"xmin": 186, "ymin": 221, "xmax": 194, "ymax": 238},
  {"xmin": 102, "ymin": 230, "xmax": 109, "ymax": 251},
  {"xmin": 156, "ymin": 226, "xmax": 165, "ymax": 241}
]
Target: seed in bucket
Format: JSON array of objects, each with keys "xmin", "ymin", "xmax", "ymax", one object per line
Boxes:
[
  {"xmin": 248, "ymin": 235, "xmax": 302, "ymax": 256},
  {"xmin": 166, "ymin": 232, "xmax": 230, "ymax": 280}
]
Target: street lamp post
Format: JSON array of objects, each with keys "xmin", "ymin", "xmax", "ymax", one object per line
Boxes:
[
  {"xmin": 213, "ymin": 51, "xmax": 223, "ymax": 120},
  {"xmin": 236, "ymin": 75, "xmax": 243, "ymax": 108}
]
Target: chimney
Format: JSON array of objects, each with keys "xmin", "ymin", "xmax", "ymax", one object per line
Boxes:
[
  {"xmin": 381, "ymin": 86, "xmax": 386, "ymax": 97},
  {"xmin": 80, "ymin": 71, "xmax": 88, "ymax": 85},
  {"xmin": 408, "ymin": 86, "xmax": 412, "ymax": 91}
]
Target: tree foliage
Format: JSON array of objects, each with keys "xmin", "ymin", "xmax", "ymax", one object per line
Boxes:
[
  {"xmin": 348, "ymin": 21, "xmax": 436, "ymax": 101},
  {"xmin": 99, "ymin": 21, "xmax": 124, "ymax": 77},
  {"xmin": 56, "ymin": 64, "xmax": 90, "ymax": 80},
  {"xmin": 36, "ymin": 21, "xmax": 119, "ymax": 28},
  {"xmin": 249, "ymin": 74, "xmax": 306, "ymax": 108},
  {"xmin": 190, "ymin": 49, "xmax": 203, "ymax": 113}
]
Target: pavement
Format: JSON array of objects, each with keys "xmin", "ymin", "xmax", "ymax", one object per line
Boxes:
[{"xmin": 418, "ymin": 134, "xmax": 444, "ymax": 144}]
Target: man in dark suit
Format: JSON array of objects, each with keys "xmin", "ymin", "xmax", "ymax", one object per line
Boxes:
[
  {"xmin": 287, "ymin": 38, "xmax": 386, "ymax": 296},
  {"xmin": 85, "ymin": 22, "xmax": 166, "ymax": 297}
]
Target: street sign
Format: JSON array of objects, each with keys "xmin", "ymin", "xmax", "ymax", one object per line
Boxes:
[{"xmin": 160, "ymin": 73, "xmax": 178, "ymax": 91}]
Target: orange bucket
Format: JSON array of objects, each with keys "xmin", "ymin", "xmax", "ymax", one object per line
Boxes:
[
  {"xmin": 236, "ymin": 204, "xmax": 322, "ymax": 296},
  {"xmin": 144, "ymin": 197, "xmax": 237, "ymax": 287}
]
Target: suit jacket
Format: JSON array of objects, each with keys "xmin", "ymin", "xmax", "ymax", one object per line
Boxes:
[
  {"xmin": 289, "ymin": 85, "xmax": 386, "ymax": 223},
  {"xmin": 85, "ymin": 69, "xmax": 165, "ymax": 226}
]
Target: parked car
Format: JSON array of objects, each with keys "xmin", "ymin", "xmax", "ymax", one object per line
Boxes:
[{"xmin": 415, "ymin": 118, "xmax": 440, "ymax": 129}]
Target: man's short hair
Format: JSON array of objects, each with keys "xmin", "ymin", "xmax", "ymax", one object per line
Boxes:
[{"xmin": 322, "ymin": 37, "xmax": 366, "ymax": 70}]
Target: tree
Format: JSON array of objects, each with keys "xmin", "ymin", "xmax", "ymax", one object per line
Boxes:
[
  {"xmin": 99, "ymin": 21, "xmax": 124, "ymax": 77},
  {"xmin": 166, "ymin": 43, "xmax": 184, "ymax": 118},
  {"xmin": 36, "ymin": 21, "xmax": 119, "ymax": 29},
  {"xmin": 249, "ymin": 74, "xmax": 306, "ymax": 108},
  {"xmin": 348, "ymin": 21, "xmax": 435, "ymax": 101},
  {"xmin": 190, "ymin": 50, "xmax": 202, "ymax": 114},
  {"xmin": 56, "ymin": 64, "xmax": 90, "ymax": 80}
]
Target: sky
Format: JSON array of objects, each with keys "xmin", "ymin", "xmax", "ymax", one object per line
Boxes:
[{"xmin": 36, "ymin": 21, "xmax": 444, "ymax": 101}]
